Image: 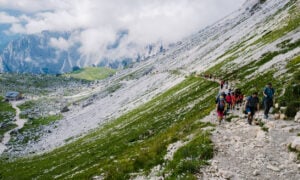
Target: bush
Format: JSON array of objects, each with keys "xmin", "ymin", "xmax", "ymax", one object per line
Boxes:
[{"xmin": 285, "ymin": 103, "xmax": 298, "ymax": 118}]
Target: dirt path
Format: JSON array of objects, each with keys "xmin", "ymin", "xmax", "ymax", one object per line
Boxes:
[
  {"xmin": 199, "ymin": 109, "xmax": 300, "ymax": 180},
  {"xmin": 0, "ymin": 101, "xmax": 27, "ymax": 154}
]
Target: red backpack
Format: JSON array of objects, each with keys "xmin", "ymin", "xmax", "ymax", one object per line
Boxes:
[{"xmin": 226, "ymin": 95, "xmax": 232, "ymax": 103}]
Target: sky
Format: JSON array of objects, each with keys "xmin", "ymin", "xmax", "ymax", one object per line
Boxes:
[{"xmin": 0, "ymin": 0, "xmax": 246, "ymax": 61}]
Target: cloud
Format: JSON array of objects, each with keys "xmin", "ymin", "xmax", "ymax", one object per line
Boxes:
[
  {"xmin": 49, "ymin": 37, "xmax": 71, "ymax": 51},
  {"xmin": 0, "ymin": 12, "xmax": 19, "ymax": 24},
  {"xmin": 0, "ymin": 0, "xmax": 246, "ymax": 63}
]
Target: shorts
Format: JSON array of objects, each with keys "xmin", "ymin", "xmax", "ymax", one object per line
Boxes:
[
  {"xmin": 246, "ymin": 107, "xmax": 256, "ymax": 116},
  {"xmin": 217, "ymin": 110, "xmax": 225, "ymax": 118}
]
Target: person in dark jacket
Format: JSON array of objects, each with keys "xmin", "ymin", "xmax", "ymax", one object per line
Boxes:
[
  {"xmin": 245, "ymin": 92, "xmax": 260, "ymax": 125},
  {"xmin": 263, "ymin": 83, "xmax": 275, "ymax": 119}
]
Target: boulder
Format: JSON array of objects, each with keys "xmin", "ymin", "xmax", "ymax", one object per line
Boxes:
[
  {"xmin": 267, "ymin": 165, "xmax": 281, "ymax": 172},
  {"xmin": 291, "ymin": 137, "xmax": 300, "ymax": 151},
  {"xmin": 253, "ymin": 170, "xmax": 260, "ymax": 176},
  {"xmin": 294, "ymin": 111, "xmax": 300, "ymax": 123},
  {"xmin": 274, "ymin": 113, "xmax": 280, "ymax": 120},
  {"xmin": 280, "ymin": 113, "xmax": 286, "ymax": 120},
  {"xmin": 61, "ymin": 106, "xmax": 70, "ymax": 113}
]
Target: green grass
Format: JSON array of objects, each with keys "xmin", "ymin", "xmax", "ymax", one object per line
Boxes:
[
  {"xmin": 0, "ymin": 77, "xmax": 218, "ymax": 179},
  {"xmin": 0, "ymin": 97, "xmax": 15, "ymax": 123},
  {"xmin": 21, "ymin": 115, "xmax": 62, "ymax": 132},
  {"xmin": 256, "ymin": 120, "xmax": 269, "ymax": 132},
  {"xmin": 288, "ymin": 144, "xmax": 300, "ymax": 160},
  {"xmin": 0, "ymin": 73, "xmax": 89, "ymax": 97},
  {"xmin": 165, "ymin": 132, "xmax": 213, "ymax": 179},
  {"xmin": 287, "ymin": 55, "xmax": 300, "ymax": 72},
  {"xmin": 9, "ymin": 115, "xmax": 63, "ymax": 145},
  {"xmin": 18, "ymin": 101, "xmax": 36, "ymax": 111},
  {"xmin": 66, "ymin": 67, "xmax": 116, "ymax": 81},
  {"xmin": 225, "ymin": 115, "xmax": 239, "ymax": 123},
  {"xmin": 253, "ymin": 1, "xmax": 300, "ymax": 46},
  {"xmin": 0, "ymin": 96, "xmax": 16, "ymax": 141}
]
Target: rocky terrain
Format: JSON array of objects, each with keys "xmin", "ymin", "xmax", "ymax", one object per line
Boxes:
[{"xmin": 199, "ymin": 110, "xmax": 300, "ymax": 180}]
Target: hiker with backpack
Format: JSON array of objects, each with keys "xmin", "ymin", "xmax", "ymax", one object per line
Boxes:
[
  {"xmin": 225, "ymin": 92, "xmax": 232, "ymax": 112},
  {"xmin": 263, "ymin": 83, "xmax": 275, "ymax": 119},
  {"xmin": 216, "ymin": 92, "xmax": 227, "ymax": 125},
  {"xmin": 220, "ymin": 80, "xmax": 225, "ymax": 89},
  {"xmin": 244, "ymin": 92, "xmax": 260, "ymax": 125}
]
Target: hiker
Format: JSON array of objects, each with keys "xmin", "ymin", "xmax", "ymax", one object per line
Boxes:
[
  {"xmin": 263, "ymin": 83, "xmax": 275, "ymax": 119},
  {"xmin": 225, "ymin": 92, "xmax": 232, "ymax": 112},
  {"xmin": 220, "ymin": 80, "xmax": 225, "ymax": 89},
  {"xmin": 224, "ymin": 81, "xmax": 228, "ymax": 89},
  {"xmin": 216, "ymin": 92, "xmax": 227, "ymax": 125},
  {"xmin": 244, "ymin": 92, "xmax": 260, "ymax": 125},
  {"xmin": 231, "ymin": 92, "xmax": 236, "ymax": 110}
]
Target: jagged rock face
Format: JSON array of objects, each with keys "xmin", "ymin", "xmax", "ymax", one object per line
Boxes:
[
  {"xmin": 0, "ymin": 31, "xmax": 165, "ymax": 74},
  {"xmin": 0, "ymin": 32, "xmax": 78, "ymax": 74}
]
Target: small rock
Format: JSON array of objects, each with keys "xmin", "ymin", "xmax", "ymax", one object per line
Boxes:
[
  {"xmin": 280, "ymin": 113, "xmax": 286, "ymax": 120},
  {"xmin": 61, "ymin": 106, "xmax": 70, "ymax": 113},
  {"xmin": 253, "ymin": 170, "xmax": 260, "ymax": 176},
  {"xmin": 274, "ymin": 113, "xmax": 280, "ymax": 120},
  {"xmin": 267, "ymin": 165, "xmax": 281, "ymax": 172},
  {"xmin": 219, "ymin": 170, "xmax": 234, "ymax": 179}
]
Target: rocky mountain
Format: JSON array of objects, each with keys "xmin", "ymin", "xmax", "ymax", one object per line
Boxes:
[
  {"xmin": 0, "ymin": 0, "xmax": 299, "ymax": 179},
  {"xmin": 0, "ymin": 31, "xmax": 166, "ymax": 74}
]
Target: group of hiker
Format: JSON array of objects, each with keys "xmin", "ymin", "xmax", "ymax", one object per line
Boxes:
[{"xmin": 216, "ymin": 81, "xmax": 275, "ymax": 125}]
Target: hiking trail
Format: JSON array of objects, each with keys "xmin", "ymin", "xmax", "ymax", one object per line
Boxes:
[
  {"xmin": 0, "ymin": 101, "xmax": 27, "ymax": 154},
  {"xmin": 198, "ymin": 78, "xmax": 300, "ymax": 180}
]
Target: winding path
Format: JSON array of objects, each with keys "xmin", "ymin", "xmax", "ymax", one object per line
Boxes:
[{"xmin": 0, "ymin": 101, "xmax": 27, "ymax": 155}]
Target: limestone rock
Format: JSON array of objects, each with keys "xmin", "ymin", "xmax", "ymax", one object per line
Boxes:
[
  {"xmin": 274, "ymin": 113, "xmax": 280, "ymax": 120},
  {"xmin": 267, "ymin": 165, "xmax": 281, "ymax": 172},
  {"xmin": 280, "ymin": 113, "xmax": 286, "ymax": 120},
  {"xmin": 219, "ymin": 170, "xmax": 234, "ymax": 179},
  {"xmin": 291, "ymin": 137, "xmax": 300, "ymax": 151},
  {"xmin": 253, "ymin": 170, "xmax": 260, "ymax": 176},
  {"xmin": 294, "ymin": 111, "xmax": 300, "ymax": 123}
]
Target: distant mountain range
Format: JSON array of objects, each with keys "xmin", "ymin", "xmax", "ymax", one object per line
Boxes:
[{"xmin": 0, "ymin": 30, "xmax": 166, "ymax": 74}]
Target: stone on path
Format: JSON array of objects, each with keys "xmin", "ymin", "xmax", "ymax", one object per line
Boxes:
[{"xmin": 290, "ymin": 137, "xmax": 300, "ymax": 151}]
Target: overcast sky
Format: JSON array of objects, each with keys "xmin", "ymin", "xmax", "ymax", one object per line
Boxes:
[{"xmin": 0, "ymin": 0, "xmax": 246, "ymax": 60}]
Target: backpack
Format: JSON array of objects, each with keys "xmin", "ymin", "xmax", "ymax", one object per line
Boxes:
[
  {"xmin": 217, "ymin": 96, "xmax": 226, "ymax": 111},
  {"xmin": 246, "ymin": 96, "xmax": 259, "ymax": 108},
  {"xmin": 264, "ymin": 87, "xmax": 274, "ymax": 99},
  {"xmin": 226, "ymin": 95, "xmax": 232, "ymax": 103}
]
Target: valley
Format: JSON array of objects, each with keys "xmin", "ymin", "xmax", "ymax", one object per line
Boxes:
[{"xmin": 0, "ymin": 0, "xmax": 300, "ymax": 179}]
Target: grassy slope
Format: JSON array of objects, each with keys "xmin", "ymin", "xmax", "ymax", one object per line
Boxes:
[
  {"xmin": 205, "ymin": 0, "xmax": 300, "ymax": 79},
  {"xmin": 204, "ymin": 1, "xmax": 300, "ymax": 117},
  {"xmin": 0, "ymin": 77, "xmax": 218, "ymax": 179},
  {"xmin": 0, "ymin": 97, "xmax": 16, "ymax": 141},
  {"xmin": 65, "ymin": 67, "xmax": 116, "ymax": 81}
]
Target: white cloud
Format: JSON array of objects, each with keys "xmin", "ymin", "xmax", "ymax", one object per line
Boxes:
[
  {"xmin": 0, "ymin": 12, "xmax": 19, "ymax": 24},
  {"xmin": 1, "ymin": 0, "xmax": 246, "ymax": 63},
  {"xmin": 49, "ymin": 37, "xmax": 71, "ymax": 51}
]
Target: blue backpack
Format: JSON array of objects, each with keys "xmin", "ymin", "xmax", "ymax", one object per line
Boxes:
[
  {"xmin": 264, "ymin": 87, "xmax": 274, "ymax": 98},
  {"xmin": 217, "ymin": 96, "xmax": 226, "ymax": 111}
]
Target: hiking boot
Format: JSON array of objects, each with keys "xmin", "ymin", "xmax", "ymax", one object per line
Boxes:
[
  {"xmin": 264, "ymin": 115, "xmax": 268, "ymax": 119},
  {"xmin": 247, "ymin": 116, "xmax": 252, "ymax": 125}
]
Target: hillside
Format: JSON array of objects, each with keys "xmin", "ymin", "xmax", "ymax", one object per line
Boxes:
[
  {"xmin": 64, "ymin": 67, "xmax": 117, "ymax": 81},
  {"xmin": 0, "ymin": 0, "xmax": 300, "ymax": 179}
]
